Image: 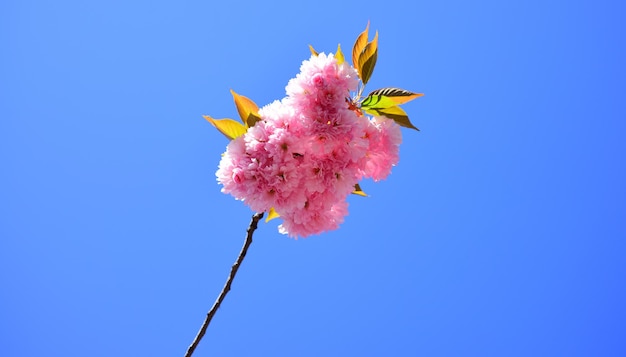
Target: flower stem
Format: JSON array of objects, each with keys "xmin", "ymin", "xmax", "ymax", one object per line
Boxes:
[{"xmin": 184, "ymin": 212, "xmax": 265, "ymax": 357}]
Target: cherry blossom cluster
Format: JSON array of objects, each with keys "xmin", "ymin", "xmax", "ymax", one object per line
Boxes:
[{"xmin": 216, "ymin": 53, "xmax": 401, "ymax": 238}]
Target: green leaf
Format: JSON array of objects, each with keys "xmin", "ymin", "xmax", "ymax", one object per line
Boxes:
[
  {"xmin": 203, "ymin": 115, "xmax": 248, "ymax": 140},
  {"xmin": 336, "ymin": 43, "xmax": 345, "ymax": 65},
  {"xmin": 308, "ymin": 45, "xmax": 319, "ymax": 56},
  {"xmin": 230, "ymin": 89, "xmax": 261, "ymax": 128},
  {"xmin": 266, "ymin": 207, "xmax": 280, "ymax": 222},
  {"xmin": 365, "ymin": 106, "xmax": 420, "ymax": 131},
  {"xmin": 352, "ymin": 22, "xmax": 369, "ymax": 70},
  {"xmin": 361, "ymin": 93, "xmax": 398, "ymax": 110},
  {"xmin": 365, "ymin": 88, "xmax": 424, "ymax": 106},
  {"xmin": 352, "ymin": 183, "xmax": 367, "ymax": 197},
  {"xmin": 357, "ymin": 31, "xmax": 378, "ymax": 85}
]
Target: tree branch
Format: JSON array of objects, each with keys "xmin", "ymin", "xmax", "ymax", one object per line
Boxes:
[{"xmin": 185, "ymin": 212, "xmax": 265, "ymax": 357}]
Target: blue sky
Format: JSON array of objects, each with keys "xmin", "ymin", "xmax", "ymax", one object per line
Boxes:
[{"xmin": 2, "ymin": 1, "xmax": 625, "ymax": 356}]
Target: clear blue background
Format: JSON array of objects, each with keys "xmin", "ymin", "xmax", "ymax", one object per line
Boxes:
[{"xmin": 2, "ymin": 1, "xmax": 625, "ymax": 356}]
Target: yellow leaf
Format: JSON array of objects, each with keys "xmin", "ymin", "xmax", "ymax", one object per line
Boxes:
[
  {"xmin": 352, "ymin": 183, "xmax": 367, "ymax": 197},
  {"xmin": 265, "ymin": 207, "xmax": 280, "ymax": 222},
  {"xmin": 352, "ymin": 22, "xmax": 369, "ymax": 70},
  {"xmin": 368, "ymin": 106, "xmax": 420, "ymax": 131},
  {"xmin": 308, "ymin": 45, "xmax": 319, "ymax": 56},
  {"xmin": 377, "ymin": 105, "xmax": 407, "ymax": 116},
  {"xmin": 230, "ymin": 89, "xmax": 261, "ymax": 128},
  {"xmin": 203, "ymin": 115, "xmax": 248, "ymax": 140},
  {"xmin": 357, "ymin": 30, "xmax": 378, "ymax": 85},
  {"xmin": 336, "ymin": 43, "xmax": 345, "ymax": 65}
]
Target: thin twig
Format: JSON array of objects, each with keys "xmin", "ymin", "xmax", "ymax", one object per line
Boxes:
[{"xmin": 185, "ymin": 212, "xmax": 265, "ymax": 357}]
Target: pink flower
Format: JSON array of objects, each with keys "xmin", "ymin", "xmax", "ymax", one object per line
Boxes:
[
  {"xmin": 216, "ymin": 53, "xmax": 404, "ymax": 238},
  {"xmin": 278, "ymin": 197, "xmax": 349, "ymax": 238},
  {"xmin": 286, "ymin": 53, "xmax": 359, "ymax": 99},
  {"xmin": 358, "ymin": 117, "xmax": 402, "ymax": 181}
]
